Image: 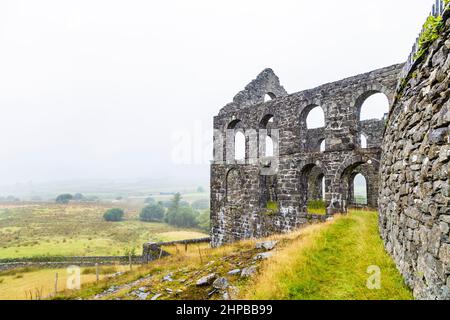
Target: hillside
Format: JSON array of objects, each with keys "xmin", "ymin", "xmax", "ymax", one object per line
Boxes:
[
  {"xmin": 0, "ymin": 203, "xmax": 207, "ymax": 259},
  {"xmin": 53, "ymin": 210, "xmax": 412, "ymax": 300}
]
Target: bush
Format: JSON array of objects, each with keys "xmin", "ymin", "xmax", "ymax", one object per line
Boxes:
[
  {"xmin": 140, "ymin": 204, "xmax": 165, "ymax": 222},
  {"xmin": 73, "ymin": 193, "xmax": 84, "ymax": 201},
  {"xmin": 144, "ymin": 197, "xmax": 156, "ymax": 204},
  {"xmin": 55, "ymin": 194, "xmax": 73, "ymax": 204},
  {"xmin": 103, "ymin": 208, "xmax": 124, "ymax": 222},
  {"xmin": 165, "ymin": 206, "xmax": 198, "ymax": 228},
  {"xmin": 196, "ymin": 210, "xmax": 210, "ymax": 232},
  {"xmin": 415, "ymin": 15, "xmax": 444, "ymax": 60}
]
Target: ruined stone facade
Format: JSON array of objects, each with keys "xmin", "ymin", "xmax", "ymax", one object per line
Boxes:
[
  {"xmin": 211, "ymin": 65, "xmax": 402, "ymax": 246},
  {"xmin": 379, "ymin": 10, "xmax": 450, "ymax": 300}
]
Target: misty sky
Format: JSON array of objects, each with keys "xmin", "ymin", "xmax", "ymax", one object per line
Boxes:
[{"xmin": 0, "ymin": 0, "xmax": 434, "ymax": 187}]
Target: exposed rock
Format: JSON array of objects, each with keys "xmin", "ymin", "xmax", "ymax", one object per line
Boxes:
[
  {"xmin": 227, "ymin": 269, "xmax": 241, "ymax": 276},
  {"xmin": 196, "ymin": 273, "xmax": 216, "ymax": 286},
  {"xmin": 255, "ymin": 240, "xmax": 278, "ymax": 251},
  {"xmin": 429, "ymin": 128, "xmax": 448, "ymax": 145},
  {"xmin": 241, "ymin": 266, "xmax": 257, "ymax": 277},
  {"xmin": 212, "ymin": 277, "xmax": 229, "ymax": 290},
  {"xmin": 135, "ymin": 292, "xmax": 149, "ymax": 300},
  {"xmin": 163, "ymin": 273, "xmax": 173, "ymax": 282},
  {"xmin": 254, "ymin": 252, "xmax": 273, "ymax": 260},
  {"xmin": 150, "ymin": 293, "xmax": 163, "ymax": 300}
]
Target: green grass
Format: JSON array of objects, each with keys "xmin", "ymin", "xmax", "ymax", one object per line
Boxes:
[
  {"xmin": 243, "ymin": 210, "xmax": 413, "ymax": 300},
  {"xmin": 0, "ymin": 203, "xmax": 207, "ymax": 259},
  {"xmin": 307, "ymin": 200, "xmax": 327, "ymax": 215}
]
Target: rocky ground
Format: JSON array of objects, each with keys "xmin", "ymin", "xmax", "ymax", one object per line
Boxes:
[{"xmin": 69, "ymin": 240, "xmax": 279, "ymax": 300}]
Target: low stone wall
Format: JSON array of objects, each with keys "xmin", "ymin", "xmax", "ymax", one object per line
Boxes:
[
  {"xmin": 0, "ymin": 238, "xmax": 212, "ymax": 272},
  {"xmin": 0, "ymin": 256, "xmax": 143, "ymax": 272},
  {"xmin": 142, "ymin": 237, "xmax": 211, "ymax": 263}
]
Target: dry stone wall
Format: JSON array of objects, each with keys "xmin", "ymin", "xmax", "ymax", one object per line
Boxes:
[{"xmin": 379, "ymin": 10, "xmax": 450, "ymax": 300}]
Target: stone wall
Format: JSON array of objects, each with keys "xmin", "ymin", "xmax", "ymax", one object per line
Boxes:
[
  {"xmin": 142, "ymin": 237, "xmax": 211, "ymax": 263},
  {"xmin": 378, "ymin": 11, "xmax": 450, "ymax": 300},
  {"xmin": 0, "ymin": 238, "xmax": 211, "ymax": 271},
  {"xmin": 0, "ymin": 255, "xmax": 143, "ymax": 272},
  {"xmin": 211, "ymin": 63, "xmax": 402, "ymax": 246}
]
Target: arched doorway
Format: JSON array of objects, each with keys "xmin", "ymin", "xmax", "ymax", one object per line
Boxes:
[{"xmin": 300, "ymin": 163, "xmax": 327, "ymax": 215}]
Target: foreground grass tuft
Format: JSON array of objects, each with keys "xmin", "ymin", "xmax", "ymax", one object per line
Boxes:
[{"xmin": 241, "ymin": 210, "xmax": 413, "ymax": 300}]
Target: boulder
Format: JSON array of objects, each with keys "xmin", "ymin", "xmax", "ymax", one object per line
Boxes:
[
  {"xmin": 196, "ymin": 273, "xmax": 216, "ymax": 286},
  {"xmin": 241, "ymin": 266, "xmax": 257, "ymax": 277},
  {"xmin": 227, "ymin": 269, "xmax": 241, "ymax": 276},
  {"xmin": 151, "ymin": 293, "xmax": 162, "ymax": 300},
  {"xmin": 212, "ymin": 277, "xmax": 229, "ymax": 290},
  {"xmin": 254, "ymin": 252, "xmax": 273, "ymax": 260},
  {"xmin": 256, "ymin": 240, "xmax": 278, "ymax": 251}
]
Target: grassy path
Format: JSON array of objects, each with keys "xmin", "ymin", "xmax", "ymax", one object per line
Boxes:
[{"xmin": 243, "ymin": 211, "xmax": 413, "ymax": 300}]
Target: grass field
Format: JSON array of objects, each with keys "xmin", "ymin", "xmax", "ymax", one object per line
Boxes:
[
  {"xmin": 0, "ymin": 265, "xmax": 126, "ymax": 300},
  {"xmin": 0, "ymin": 203, "xmax": 207, "ymax": 259},
  {"xmin": 242, "ymin": 210, "xmax": 412, "ymax": 300}
]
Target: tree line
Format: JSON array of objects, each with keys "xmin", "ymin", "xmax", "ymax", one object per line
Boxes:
[{"xmin": 103, "ymin": 193, "xmax": 210, "ymax": 232}]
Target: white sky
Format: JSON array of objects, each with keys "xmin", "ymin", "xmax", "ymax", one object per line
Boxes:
[{"xmin": 0, "ymin": 0, "xmax": 434, "ymax": 187}]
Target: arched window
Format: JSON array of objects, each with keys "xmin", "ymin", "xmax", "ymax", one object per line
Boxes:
[
  {"xmin": 320, "ymin": 139, "xmax": 326, "ymax": 152},
  {"xmin": 264, "ymin": 92, "xmax": 276, "ymax": 102},
  {"xmin": 265, "ymin": 136, "xmax": 274, "ymax": 157},
  {"xmin": 360, "ymin": 134, "xmax": 367, "ymax": 149},
  {"xmin": 234, "ymin": 131, "xmax": 245, "ymax": 161},
  {"xmin": 306, "ymin": 106, "xmax": 325, "ymax": 129},
  {"xmin": 353, "ymin": 174, "xmax": 367, "ymax": 205},
  {"xmin": 260, "ymin": 115, "xmax": 275, "ymax": 158},
  {"xmin": 360, "ymin": 93, "xmax": 389, "ymax": 121}
]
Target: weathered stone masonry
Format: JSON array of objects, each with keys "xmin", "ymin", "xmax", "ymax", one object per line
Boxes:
[
  {"xmin": 379, "ymin": 9, "xmax": 450, "ymax": 300},
  {"xmin": 211, "ymin": 64, "xmax": 402, "ymax": 247}
]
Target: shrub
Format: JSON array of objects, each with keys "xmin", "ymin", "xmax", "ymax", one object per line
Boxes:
[
  {"xmin": 415, "ymin": 15, "xmax": 444, "ymax": 60},
  {"xmin": 103, "ymin": 208, "xmax": 124, "ymax": 222},
  {"xmin": 73, "ymin": 193, "xmax": 84, "ymax": 201},
  {"xmin": 139, "ymin": 204, "xmax": 165, "ymax": 222},
  {"xmin": 196, "ymin": 210, "xmax": 210, "ymax": 232},
  {"xmin": 165, "ymin": 206, "xmax": 198, "ymax": 228},
  {"xmin": 144, "ymin": 197, "xmax": 156, "ymax": 204},
  {"xmin": 55, "ymin": 194, "xmax": 73, "ymax": 204}
]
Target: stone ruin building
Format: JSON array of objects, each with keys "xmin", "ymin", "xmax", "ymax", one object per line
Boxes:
[
  {"xmin": 210, "ymin": 0, "xmax": 449, "ymax": 300},
  {"xmin": 211, "ymin": 64, "xmax": 402, "ymax": 247}
]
